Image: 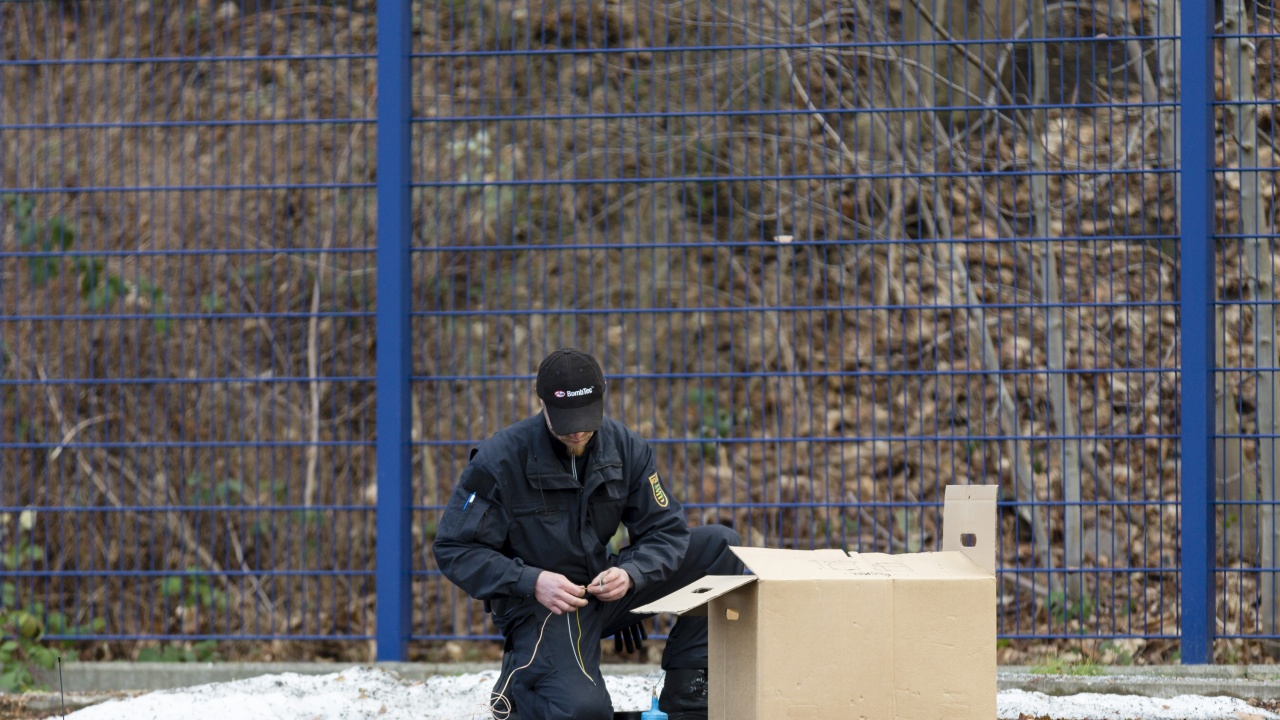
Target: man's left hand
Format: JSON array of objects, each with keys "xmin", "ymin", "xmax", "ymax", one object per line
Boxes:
[{"xmin": 586, "ymin": 566, "xmax": 633, "ymax": 602}]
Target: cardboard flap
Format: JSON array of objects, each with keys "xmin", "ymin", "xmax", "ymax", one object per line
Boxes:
[
  {"xmin": 630, "ymin": 575, "xmax": 758, "ymax": 616},
  {"xmin": 727, "ymin": 546, "xmax": 994, "ymax": 580},
  {"xmin": 941, "ymin": 484, "xmax": 998, "ymax": 575},
  {"xmin": 729, "ymin": 547, "xmax": 859, "ymax": 578}
]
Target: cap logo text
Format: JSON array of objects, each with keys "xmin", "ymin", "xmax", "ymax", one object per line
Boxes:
[{"xmin": 560, "ymin": 386, "xmax": 594, "ymax": 398}]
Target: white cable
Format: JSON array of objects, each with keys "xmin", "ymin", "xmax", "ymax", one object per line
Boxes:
[
  {"xmin": 485, "ymin": 603, "xmax": 597, "ymax": 720},
  {"xmin": 487, "ymin": 612, "xmax": 552, "ymax": 720}
]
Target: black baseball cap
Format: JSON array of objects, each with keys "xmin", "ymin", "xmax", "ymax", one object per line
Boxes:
[{"xmin": 536, "ymin": 348, "xmax": 606, "ymax": 434}]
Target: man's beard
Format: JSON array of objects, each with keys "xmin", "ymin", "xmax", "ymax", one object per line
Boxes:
[{"xmin": 565, "ymin": 440, "xmax": 588, "ymax": 457}]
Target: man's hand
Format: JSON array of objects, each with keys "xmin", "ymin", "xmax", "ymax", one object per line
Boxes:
[
  {"xmin": 586, "ymin": 566, "xmax": 633, "ymax": 603},
  {"xmin": 534, "ymin": 571, "xmax": 589, "ymax": 615}
]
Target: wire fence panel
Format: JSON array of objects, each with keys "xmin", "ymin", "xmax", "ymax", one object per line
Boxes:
[
  {"xmin": 0, "ymin": 1, "xmax": 379, "ymax": 648},
  {"xmin": 412, "ymin": 0, "xmax": 1196, "ymax": 664},
  {"xmin": 1216, "ymin": 0, "xmax": 1280, "ymax": 663},
  {"xmin": 0, "ymin": 0, "xmax": 1262, "ymax": 666}
]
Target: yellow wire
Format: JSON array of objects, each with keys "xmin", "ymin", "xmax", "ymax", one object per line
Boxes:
[
  {"xmin": 571, "ymin": 606, "xmax": 595, "ymax": 683},
  {"xmin": 489, "ymin": 604, "xmax": 598, "ymax": 720}
]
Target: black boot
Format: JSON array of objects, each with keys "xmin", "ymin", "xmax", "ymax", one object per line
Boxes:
[{"xmin": 659, "ymin": 668, "xmax": 708, "ymax": 720}]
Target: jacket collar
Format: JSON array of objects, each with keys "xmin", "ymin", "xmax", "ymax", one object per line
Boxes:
[{"xmin": 526, "ymin": 413, "xmax": 619, "ymax": 478}]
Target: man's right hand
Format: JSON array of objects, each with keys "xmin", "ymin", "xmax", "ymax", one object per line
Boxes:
[{"xmin": 534, "ymin": 571, "xmax": 589, "ymax": 615}]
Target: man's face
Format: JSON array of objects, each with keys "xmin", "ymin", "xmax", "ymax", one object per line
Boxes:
[{"xmin": 541, "ymin": 402, "xmax": 594, "ymax": 457}]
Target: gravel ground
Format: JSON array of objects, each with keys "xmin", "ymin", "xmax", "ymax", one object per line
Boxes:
[{"xmin": 12, "ymin": 666, "xmax": 1271, "ymax": 720}]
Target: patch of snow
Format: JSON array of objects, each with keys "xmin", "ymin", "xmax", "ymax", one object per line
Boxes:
[
  {"xmin": 65, "ymin": 666, "xmax": 665, "ymax": 720},
  {"xmin": 61, "ymin": 666, "xmax": 1278, "ymax": 720},
  {"xmin": 997, "ymin": 688, "xmax": 1278, "ymax": 720}
]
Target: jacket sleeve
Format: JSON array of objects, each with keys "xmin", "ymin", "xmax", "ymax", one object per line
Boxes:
[
  {"xmin": 431, "ymin": 464, "xmax": 541, "ymax": 601},
  {"xmin": 615, "ymin": 435, "xmax": 690, "ymax": 594}
]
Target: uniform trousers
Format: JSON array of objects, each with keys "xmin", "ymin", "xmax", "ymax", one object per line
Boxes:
[{"xmin": 490, "ymin": 524, "xmax": 743, "ymax": 720}]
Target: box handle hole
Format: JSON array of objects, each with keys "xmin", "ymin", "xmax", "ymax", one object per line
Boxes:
[{"xmin": 960, "ymin": 533, "xmax": 977, "ymax": 548}]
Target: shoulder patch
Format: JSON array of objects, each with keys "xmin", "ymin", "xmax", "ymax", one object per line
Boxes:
[{"xmin": 648, "ymin": 472, "xmax": 669, "ymax": 508}]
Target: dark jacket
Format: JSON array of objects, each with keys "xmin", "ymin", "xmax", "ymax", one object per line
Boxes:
[{"xmin": 432, "ymin": 413, "xmax": 690, "ymax": 619}]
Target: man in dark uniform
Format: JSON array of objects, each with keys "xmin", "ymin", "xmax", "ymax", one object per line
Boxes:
[{"xmin": 433, "ymin": 348, "xmax": 745, "ymax": 720}]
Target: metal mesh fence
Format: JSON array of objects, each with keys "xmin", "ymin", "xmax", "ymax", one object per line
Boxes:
[
  {"xmin": 0, "ymin": 0, "xmax": 1274, "ymax": 666},
  {"xmin": 1216, "ymin": 0, "xmax": 1280, "ymax": 658},
  {"xmin": 412, "ymin": 0, "xmax": 1188, "ymax": 660},
  {"xmin": 1, "ymin": 1, "xmax": 379, "ymax": 647}
]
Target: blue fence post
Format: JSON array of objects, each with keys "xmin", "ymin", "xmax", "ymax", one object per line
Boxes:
[
  {"xmin": 1179, "ymin": 0, "xmax": 1218, "ymax": 664},
  {"xmin": 375, "ymin": 0, "xmax": 414, "ymax": 662}
]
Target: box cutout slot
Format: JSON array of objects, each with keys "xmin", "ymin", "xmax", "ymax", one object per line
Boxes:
[
  {"xmin": 960, "ymin": 533, "xmax": 977, "ymax": 547},
  {"xmin": 726, "ymin": 608, "xmax": 740, "ymax": 621},
  {"xmin": 692, "ymin": 587, "xmax": 712, "ymax": 594}
]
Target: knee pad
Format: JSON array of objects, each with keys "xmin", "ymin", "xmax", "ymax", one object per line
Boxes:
[{"xmin": 696, "ymin": 524, "xmax": 746, "ymax": 576}]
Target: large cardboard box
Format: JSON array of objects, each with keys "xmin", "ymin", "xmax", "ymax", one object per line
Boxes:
[{"xmin": 633, "ymin": 484, "xmax": 997, "ymax": 720}]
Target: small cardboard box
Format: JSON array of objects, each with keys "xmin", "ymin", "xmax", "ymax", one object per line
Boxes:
[{"xmin": 633, "ymin": 484, "xmax": 997, "ymax": 720}]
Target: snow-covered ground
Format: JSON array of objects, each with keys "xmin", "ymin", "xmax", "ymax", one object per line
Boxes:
[{"xmin": 56, "ymin": 666, "xmax": 1279, "ymax": 720}]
